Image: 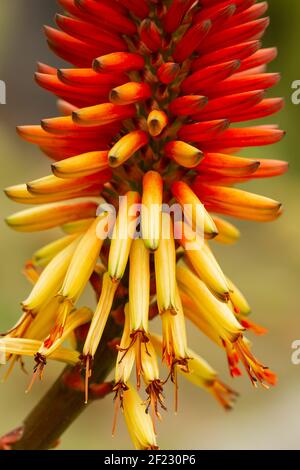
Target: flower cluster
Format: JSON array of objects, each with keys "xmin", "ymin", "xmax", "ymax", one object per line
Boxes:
[{"xmin": 2, "ymin": 0, "xmax": 287, "ymax": 450}]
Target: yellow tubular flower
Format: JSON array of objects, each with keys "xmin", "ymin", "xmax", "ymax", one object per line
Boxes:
[
  {"xmin": 25, "ymin": 297, "xmax": 63, "ymax": 341},
  {"xmin": 129, "ymin": 239, "xmax": 150, "ymax": 333},
  {"xmin": 114, "ymin": 307, "xmax": 164, "ymax": 428},
  {"xmin": 141, "ymin": 171, "xmax": 163, "ymax": 251},
  {"xmin": 22, "ymin": 238, "xmax": 80, "ymax": 313},
  {"xmin": 160, "ymin": 286, "xmax": 189, "ymax": 369},
  {"xmin": 174, "ymin": 220, "xmax": 230, "ymax": 302},
  {"xmin": 180, "ymin": 288, "xmax": 253, "ymax": 351},
  {"xmin": 4, "ymin": 184, "xmax": 66, "ymax": 205},
  {"xmin": 59, "ymin": 214, "xmax": 109, "ymax": 303},
  {"xmin": 32, "ymin": 234, "xmax": 78, "ymax": 267},
  {"xmin": 140, "ymin": 338, "xmax": 160, "ymax": 386},
  {"xmin": 147, "ymin": 110, "xmax": 168, "ymax": 137},
  {"xmin": 212, "ymin": 216, "xmax": 241, "ymax": 245},
  {"xmin": 122, "ymin": 384, "xmax": 158, "ymax": 451},
  {"xmin": 83, "ymin": 272, "xmax": 119, "ymax": 403},
  {"xmin": 177, "ymin": 259, "xmax": 275, "ymax": 385},
  {"xmin": 181, "ymin": 349, "xmax": 238, "ymax": 410},
  {"xmin": 171, "ymin": 181, "xmax": 218, "ymax": 239},
  {"xmin": 0, "ymin": 338, "xmax": 79, "ymax": 366},
  {"xmin": 108, "ymin": 191, "xmax": 141, "ymax": 282},
  {"xmin": 154, "ymin": 213, "xmax": 179, "ymax": 314},
  {"xmin": 5, "ymin": 268, "xmax": 42, "ymax": 341},
  {"xmin": 4, "ymin": 183, "xmax": 100, "ymax": 205},
  {"xmin": 26, "ymin": 173, "xmax": 96, "ymax": 195},
  {"xmin": 114, "ymin": 304, "xmax": 135, "ymax": 387},
  {"xmin": 176, "ymin": 258, "xmax": 244, "ymax": 344},
  {"xmin": 151, "ymin": 334, "xmax": 237, "ymax": 410},
  {"xmin": 5, "ymin": 200, "xmax": 98, "ymax": 232},
  {"xmin": 140, "ymin": 337, "xmax": 165, "ymax": 423},
  {"xmin": 83, "ymin": 272, "xmax": 119, "ymax": 359},
  {"xmin": 45, "ymin": 347, "xmax": 79, "ymax": 366},
  {"xmin": 179, "ymin": 290, "xmax": 224, "ymax": 347},
  {"xmin": 39, "ymin": 307, "xmax": 93, "ymax": 357},
  {"xmin": 52, "ymin": 151, "xmax": 109, "ymax": 179},
  {"xmin": 128, "ymin": 238, "xmax": 150, "ymax": 389},
  {"xmin": 36, "ymin": 214, "xmax": 109, "ymax": 355},
  {"xmin": 164, "ymin": 140, "xmax": 203, "ymax": 168},
  {"xmin": 161, "ymin": 308, "xmax": 188, "ymax": 370},
  {"xmin": 154, "ymin": 295, "xmax": 189, "ymax": 413},
  {"xmin": 108, "ymin": 130, "xmax": 148, "ymax": 168}
]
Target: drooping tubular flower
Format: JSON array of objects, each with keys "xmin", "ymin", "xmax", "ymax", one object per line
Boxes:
[{"xmin": 3, "ymin": 0, "xmax": 287, "ymax": 450}]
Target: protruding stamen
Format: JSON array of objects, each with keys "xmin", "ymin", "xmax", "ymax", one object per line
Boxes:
[
  {"xmin": 26, "ymin": 353, "xmax": 47, "ymax": 393},
  {"xmin": 122, "ymin": 384, "xmax": 158, "ymax": 450},
  {"xmin": 112, "ymin": 381, "xmax": 128, "ymax": 437},
  {"xmin": 145, "ymin": 380, "xmax": 166, "ymax": 432}
]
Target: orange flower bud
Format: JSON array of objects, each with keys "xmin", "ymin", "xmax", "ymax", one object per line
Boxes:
[
  {"xmin": 164, "ymin": 140, "xmax": 203, "ymax": 168},
  {"xmin": 110, "ymin": 82, "xmax": 151, "ymax": 106},
  {"xmin": 173, "ymin": 20, "xmax": 211, "ymax": 63},
  {"xmin": 141, "ymin": 171, "xmax": 163, "ymax": 251},
  {"xmin": 108, "ymin": 130, "xmax": 148, "ymax": 167},
  {"xmin": 169, "ymin": 95, "xmax": 208, "ymax": 117},
  {"xmin": 93, "ymin": 52, "xmax": 145, "ymax": 73},
  {"xmin": 73, "ymin": 102, "xmax": 136, "ymax": 126}
]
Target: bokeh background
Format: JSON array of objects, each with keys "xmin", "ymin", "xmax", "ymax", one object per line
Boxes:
[{"xmin": 0, "ymin": 0, "xmax": 300, "ymax": 450}]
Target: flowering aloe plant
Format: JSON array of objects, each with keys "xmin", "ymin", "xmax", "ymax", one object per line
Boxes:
[{"xmin": 1, "ymin": 0, "xmax": 287, "ymax": 450}]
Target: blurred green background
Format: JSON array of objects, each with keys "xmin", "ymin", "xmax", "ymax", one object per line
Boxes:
[{"xmin": 0, "ymin": 0, "xmax": 300, "ymax": 450}]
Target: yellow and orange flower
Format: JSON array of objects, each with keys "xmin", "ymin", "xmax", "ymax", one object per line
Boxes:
[{"xmin": 3, "ymin": 0, "xmax": 287, "ymax": 450}]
